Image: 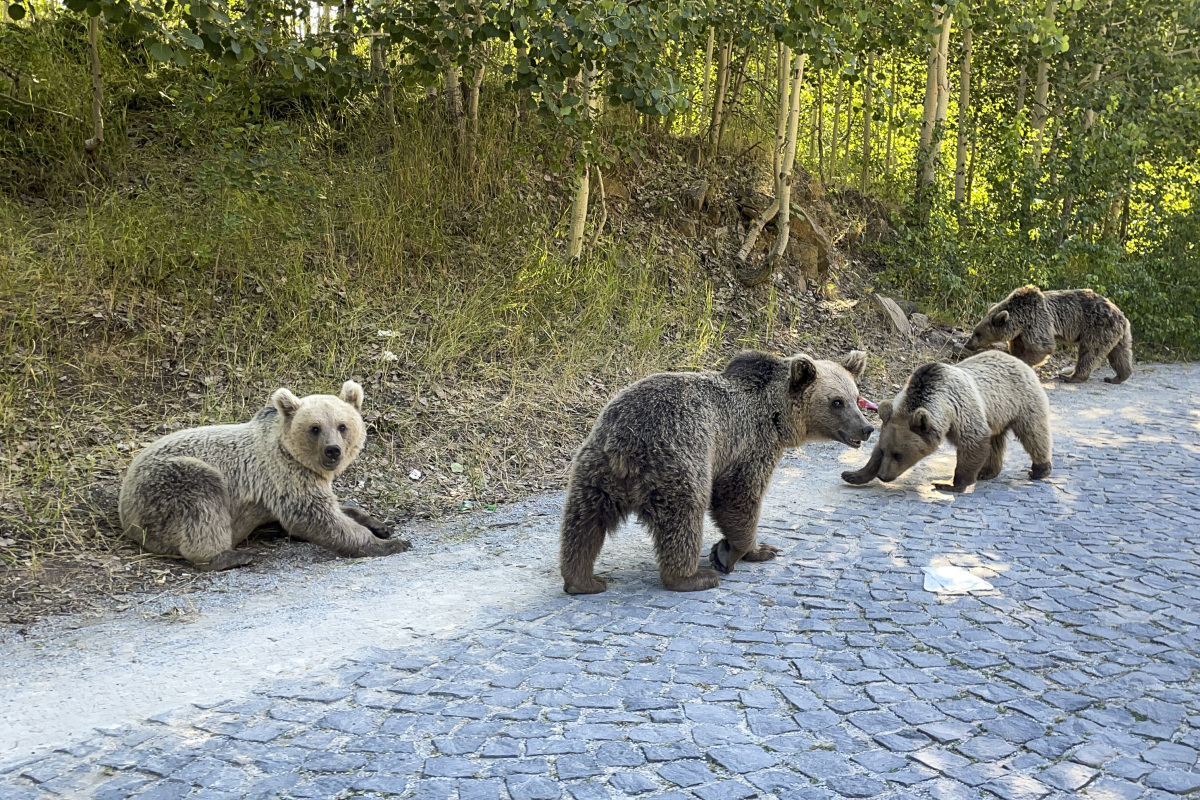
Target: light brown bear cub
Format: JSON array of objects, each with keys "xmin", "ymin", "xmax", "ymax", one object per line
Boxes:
[
  {"xmin": 560, "ymin": 350, "xmax": 873, "ymax": 594},
  {"xmin": 119, "ymin": 381, "xmax": 410, "ymax": 571},
  {"xmin": 966, "ymin": 285, "xmax": 1133, "ymax": 384},
  {"xmin": 842, "ymin": 350, "xmax": 1052, "ymax": 493}
]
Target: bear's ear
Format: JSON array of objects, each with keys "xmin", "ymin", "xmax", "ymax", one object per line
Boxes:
[
  {"xmin": 272, "ymin": 388, "xmax": 302, "ymax": 418},
  {"xmin": 339, "ymin": 380, "xmax": 364, "ymax": 412},
  {"xmin": 992, "ymin": 310, "xmax": 1010, "ymax": 327},
  {"xmin": 909, "ymin": 407, "xmax": 932, "ymax": 435},
  {"xmin": 789, "ymin": 355, "xmax": 817, "ymax": 393},
  {"xmin": 840, "ymin": 350, "xmax": 867, "ymax": 379},
  {"xmin": 878, "ymin": 399, "xmax": 893, "ymax": 423}
]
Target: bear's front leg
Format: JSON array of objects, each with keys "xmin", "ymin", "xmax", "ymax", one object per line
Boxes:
[
  {"xmin": 341, "ymin": 505, "xmax": 397, "ymax": 539},
  {"xmin": 280, "ymin": 496, "xmax": 411, "ymax": 558},
  {"xmin": 709, "ymin": 479, "xmax": 773, "ymax": 574},
  {"xmin": 933, "ymin": 443, "xmax": 989, "ymax": 493},
  {"xmin": 842, "ymin": 447, "xmax": 883, "ymax": 485}
]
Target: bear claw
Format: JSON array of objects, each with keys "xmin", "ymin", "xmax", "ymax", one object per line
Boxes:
[{"xmin": 709, "ymin": 540, "xmax": 733, "ymax": 574}]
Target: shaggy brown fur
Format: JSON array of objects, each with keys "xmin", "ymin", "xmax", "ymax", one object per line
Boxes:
[
  {"xmin": 842, "ymin": 350, "xmax": 1053, "ymax": 493},
  {"xmin": 965, "ymin": 286, "xmax": 1133, "ymax": 384},
  {"xmin": 560, "ymin": 350, "xmax": 873, "ymax": 594}
]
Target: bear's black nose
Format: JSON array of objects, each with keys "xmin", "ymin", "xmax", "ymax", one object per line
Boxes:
[
  {"xmin": 860, "ymin": 425, "xmax": 874, "ymax": 440},
  {"xmin": 324, "ymin": 445, "xmax": 342, "ymax": 461}
]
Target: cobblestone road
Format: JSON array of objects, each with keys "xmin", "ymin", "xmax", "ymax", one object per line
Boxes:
[{"xmin": 4, "ymin": 363, "xmax": 1200, "ymax": 800}]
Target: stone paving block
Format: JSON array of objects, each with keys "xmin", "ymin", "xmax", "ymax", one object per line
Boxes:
[
  {"xmin": 507, "ymin": 774, "xmax": 562, "ymax": 800},
  {"xmin": 693, "ymin": 781, "xmax": 757, "ymax": 800},
  {"xmin": 656, "ymin": 760, "xmax": 712, "ymax": 787},
  {"xmin": 707, "ymin": 745, "xmax": 775, "ymax": 774},
  {"xmin": 1085, "ymin": 777, "xmax": 1146, "ymax": 800},
  {"xmin": 980, "ymin": 774, "xmax": 1050, "ymax": 800},
  {"xmin": 1145, "ymin": 770, "xmax": 1200, "ymax": 794},
  {"xmin": 956, "ymin": 736, "xmax": 1018, "ymax": 762},
  {"xmin": 826, "ymin": 775, "xmax": 887, "ymax": 798}
]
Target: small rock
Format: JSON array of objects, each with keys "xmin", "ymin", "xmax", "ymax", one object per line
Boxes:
[
  {"xmin": 873, "ymin": 295, "xmax": 912, "ymax": 338},
  {"xmin": 910, "ymin": 313, "xmax": 931, "ymax": 333}
]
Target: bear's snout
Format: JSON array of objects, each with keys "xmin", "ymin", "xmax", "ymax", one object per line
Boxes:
[
  {"xmin": 323, "ymin": 444, "xmax": 342, "ymax": 468},
  {"xmin": 859, "ymin": 424, "xmax": 874, "ymax": 441}
]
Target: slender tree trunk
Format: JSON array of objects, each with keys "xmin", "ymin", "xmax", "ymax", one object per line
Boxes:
[
  {"xmin": 1014, "ymin": 57, "xmax": 1029, "ymax": 119},
  {"xmin": 966, "ymin": 128, "xmax": 977, "ymax": 203},
  {"xmin": 860, "ymin": 53, "xmax": 874, "ymax": 194},
  {"xmin": 830, "ymin": 74, "xmax": 842, "ymax": 185},
  {"xmin": 843, "ymin": 86, "xmax": 855, "ymax": 181},
  {"xmin": 915, "ymin": 8, "xmax": 952, "ymax": 218},
  {"xmin": 886, "ymin": 52, "xmax": 897, "ymax": 175},
  {"xmin": 588, "ymin": 164, "xmax": 607, "ymax": 249},
  {"xmin": 567, "ymin": 70, "xmax": 595, "ymax": 260},
  {"xmin": 736, "ymin": 44, "xmax": 790, "ymax": 263},
  {"xmin": 707, "ymin": 34, "xmax": 732, "ymax": 158},
  {"xmin": 701, "ymin": 27, "xmax": 715, "ymax": 131},
  {"xmin": 809, "ymin": 108, "xmax": 817, "ymax": 162},
  {"xmin": 1028, "ymin": 0, "xmax": 1059, "ymax": 169},
  {"xmin": 83, "ymin": 14, "xmax": 103, "ymax": 153},
  {"xmin": 954, "ymin": 27, "xmax": 973, "ymax": 211},
  {"xmin": 816, "ymin": 75, "xmax": 826, "ymax": 182},
  {"xmin": 768, "ymin": 53, "xmax": 807, "ymax": 268}
]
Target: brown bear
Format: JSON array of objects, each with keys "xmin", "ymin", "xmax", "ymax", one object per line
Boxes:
[
  {"xmin": 119, "ymin": 381, "xmax": 410, "ymax": 571},
  {"xmin": 841, "ymin": 350, "xmax": 1052, "ymax": 493},
  {"xmin": 965, "ymin": 286, "xmax": 1133, "ymax": 384},
  {"xmin": 560, "ymin": 349, "xmax": 873, "ymax": 594}
]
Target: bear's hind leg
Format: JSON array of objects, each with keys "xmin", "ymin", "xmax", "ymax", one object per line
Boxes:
[
  {"xmin": 1011, "ymin": 415, "xmax": 1053, "ymax": 480},
  {"xmin": 560, "ymin": 482, "xmax": 622, "ymax": 595},
  {"xmin": 645, "ymin": 487, "xmax": 719, "ymax": 592},
  {"xmin": 1062, "ymin": 343, "xmax": 1104, "ymax": 383},
  {"xmin": 1105, "ymin": 322, "xmax": 1134, "ymax": 384},
  {"xmin": 144, "ymin": 457, "xmax": 247, "ymax": 571},
  {"xmin": 977, "ymin": 434, "xmax": 1008, "ymax": 481}
]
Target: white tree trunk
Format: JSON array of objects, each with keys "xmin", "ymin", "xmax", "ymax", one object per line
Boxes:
[
  {"xmin": 83, "ymin": 14, "xmax": 103, "ymax": 153},
  {"xmin": 707, "ymin": 35, "xmax": 731, "ymax": 157},
  {"xmin": 917, "ymin": 9, "xmax": 952, "ymax": 191},
  {"xmin": 701, "ymin": 27, "xmax": 715, "ymax": 127},
  {"xmin": 954, "ymin": 27, "xmax": 973, "ymax": 208},
  {"xmin": 1028, "ymin": 0, "xmax": 1059, "ymax": 169},
  {"xmin": 736, "ymin": 44, "xmax": 791, "ymax": 263},
  {"xmin": 885, "ymin": 52, "xmax": 897, "ymax": 175},
  {"xmin": 567, "ymin": 70, "xmax": 595, "ymax": 260},
  {"xmin": 768, "ymin": 52, "xmax": 807, "ymax": 266}
]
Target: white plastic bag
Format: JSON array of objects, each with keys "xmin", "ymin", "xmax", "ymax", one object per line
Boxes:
[{"xmin": 921, "ymin": 565, "xmax": 993, "ymax": 594}]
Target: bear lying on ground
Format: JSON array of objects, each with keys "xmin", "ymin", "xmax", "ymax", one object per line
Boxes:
[
  {"xmin": 560, "ymin": 349, "xmax": 873, "ymax": 594},
  {"xmin": 842, "ymin": 350, "xmax": 1052, "ymax": 493},
  {"xmin": 965, "ymin": 285, "xmax": 1133, "ymax": 384},
  {"xmin": 119, "ymin": 381, "xmax": 410, "ymax": 571}
]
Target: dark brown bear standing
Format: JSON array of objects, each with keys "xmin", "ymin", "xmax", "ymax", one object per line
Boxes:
[
  {"xmin": 559, "ymin": 350, "xmax": 873, "ymax": 594},
  {"xmin": 965, "ymin": 286, "xmax": 1134, "ymax": 384}
]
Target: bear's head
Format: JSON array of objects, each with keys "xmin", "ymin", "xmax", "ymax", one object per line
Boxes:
[
  {"xmin": 870, "ymin": 398, "xmax": 945, "ymax": 482},
  {"xmin": 784, "ymin": 350, "xmax": 874, "ymax": 449},
  {"xmin": 966, "ymin": 285, "xmax": 1043, "ymax": 351},
  {"xmin": 272, "ymin": 380, "xmax": 367, "ymax": 477}
]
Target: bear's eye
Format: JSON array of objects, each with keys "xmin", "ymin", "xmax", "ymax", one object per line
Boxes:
[
  {"xmin": 337, "ymin": 424, "xmax": 347, "ymax": 434},
  {"xmin": 831, "ymin": 399, "xmax": 843, "ymax": 409},
  {"xmin": 309, "ymin": 425, "xmax": 321, "ymax": 436},
  {"xmin": 892, "ymin": 452, "xmax": 902, "ymax": 461}
]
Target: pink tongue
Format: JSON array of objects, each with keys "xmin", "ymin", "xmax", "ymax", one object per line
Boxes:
[{"xmin": 858, "ymin": 397, "xmax": 879, "ymax": 411}]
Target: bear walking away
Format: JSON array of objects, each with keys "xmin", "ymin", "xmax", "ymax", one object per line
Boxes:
[
  {"xmin": 842, "ymin": 350, "xmax": 1052, "ymax": 493},
  {"xmin": 119, "ymin": 381, "xmax": 411, "ymax": 571},
  {"xmin": 560, "ymin": 350, "xmax": 874, "ymax": 594},
  {"xmin": 965, "ymin": 286, "xmax": 1133, "ymax": 384}
]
